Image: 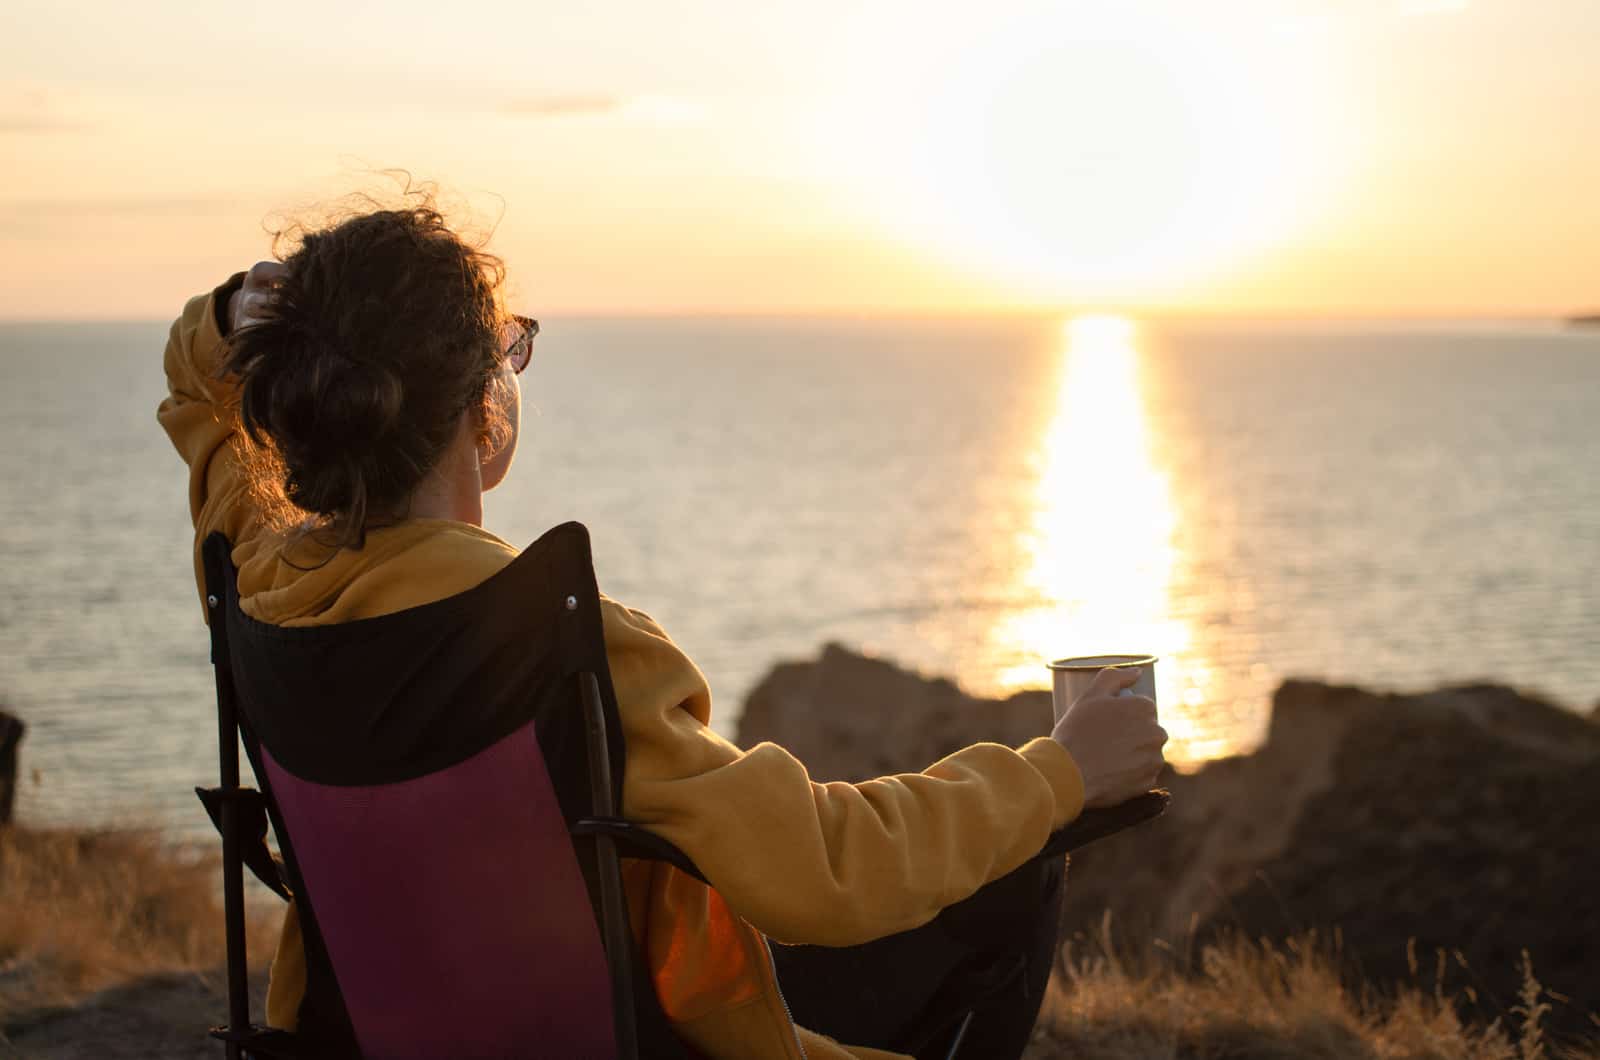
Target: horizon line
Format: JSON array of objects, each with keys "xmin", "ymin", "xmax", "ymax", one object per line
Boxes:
[{"xmin": 1, "ymin": 307, "xmax": 1594, "ymax": 327}]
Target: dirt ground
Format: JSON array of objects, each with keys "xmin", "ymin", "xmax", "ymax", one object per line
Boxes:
[{"xmin": 1, "ymin": 969, "xmax": 265, "ymax": 1060}]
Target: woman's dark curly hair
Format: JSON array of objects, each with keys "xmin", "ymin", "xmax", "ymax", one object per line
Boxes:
[{"xmin": 219, "ymin": 195, "xmax": 512, "ymax": 551}]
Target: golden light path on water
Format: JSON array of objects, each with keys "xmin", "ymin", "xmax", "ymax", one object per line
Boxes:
[{"xmin": 990, "ymin": 315, "xmax": 1226, "ymax": 766}]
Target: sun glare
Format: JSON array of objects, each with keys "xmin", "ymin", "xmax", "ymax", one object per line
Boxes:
[
  {"xmin": 1067, "ymin": 314, "xmax": 1136, "ymax": 346},
  {"xmin": 989, "ymin": 314, "xmax": 1219, "ymax": 763},
  {"xmin": 825, "ymin": 3, "xmax": 1344, "ymax": 302}
]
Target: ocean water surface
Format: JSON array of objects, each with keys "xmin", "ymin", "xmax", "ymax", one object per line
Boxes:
[{"xmin": 2, "ymin": 314, "xmax": 1597, "ymax": 838}]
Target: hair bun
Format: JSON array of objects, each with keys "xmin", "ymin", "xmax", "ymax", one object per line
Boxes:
[
  {"xmin": 303, "ymin": 350, "xmax": 406, "ymax": 451},
  {"xmin": 243, "ymin": 332, "xmax": 407, "ymax": 518}
]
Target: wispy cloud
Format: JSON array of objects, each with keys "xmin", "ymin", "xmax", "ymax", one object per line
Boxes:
[
  {"xmin": 0, "ymin": 85, "xmax": 96, "ymax": 135},
  {"xmin": 0, "ymin": 80, "xmax": 108, "ymax": 136},
  {"xmin": 0, "ymin": 195, "xmax": 239, "ymax": 218},
  {"xmin": 500, "ymin": 94, "xmax": 625, "ymax": 118},
  {"xmin": 1395, "ymin": 0, "xmax": 1469, "ymax": 15},
  {"xmin": 0, "ymin": 115, "xmax": 94, "ymax": 134},
  {"xmin": 619, "ymin": 95, "xmax": 705, "ymax": 127},
  {"xmin": 0, "ymin": 196, "xmax": 243, "ymax": 240},
  {"xmin": 499, "ymin": 93, "xmax": 704, "ymax": 126}
]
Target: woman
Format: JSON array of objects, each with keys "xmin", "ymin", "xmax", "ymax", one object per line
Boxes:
[{"xmin": 159, "ymin": 199, "xmax": 1167, "ymax": 1059}]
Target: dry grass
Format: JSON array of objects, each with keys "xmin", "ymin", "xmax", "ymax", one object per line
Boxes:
[
  {"xmin": 0, "ymin": 824, "xmax": 275, "ymax": 1025},
  {"xmin": 4, "ymin": 824, "xmax": 1598, "ymax": 1059},
  {"xmin": 1029, "ymin": 915, "xmax": 1600, "ymax": 1060}
]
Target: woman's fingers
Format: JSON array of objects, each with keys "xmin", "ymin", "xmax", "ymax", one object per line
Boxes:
[
  {"xmin": 245, "ymin": 260, "xmax": 288, "ymax": 288},
  {"xmin": 1120, "ymin": 694, "xmax": 1158, "ymax": 719},
  {"xmin": 232, "ymin": 294, "xmax": 275, "ymax": 329},
  {"xmin": 1138, "ymin": 724, "xmax": 1169, "ymax": 752},
  {"xmin": 231, "ymin": 261, "xmax": 289, "ymax": 331},
  {"xmin": 1088, "ymin": 666, "xmax": 1142, "ymax": 698}
]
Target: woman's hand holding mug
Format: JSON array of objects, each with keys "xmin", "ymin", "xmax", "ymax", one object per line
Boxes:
[{"xmin": 1051, "ymin": 666, "xmax": 1168, "ymax": 808}]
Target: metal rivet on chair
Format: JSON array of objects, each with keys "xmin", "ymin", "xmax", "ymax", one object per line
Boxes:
[
  {"xmin": 207, "ymin": 594, "xmax": 219, "ymax": 608},
  {"xmin": 565, "ymin": 595, "xmax": 578, "ymax": 611}
]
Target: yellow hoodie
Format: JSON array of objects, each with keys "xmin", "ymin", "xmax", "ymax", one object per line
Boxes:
[{"xmin": 159, "ymin": 285, "xmax": 1086, "ymax": 1059}]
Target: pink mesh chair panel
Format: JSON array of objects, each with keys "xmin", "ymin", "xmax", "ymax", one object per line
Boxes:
[{"xmin": 259, "ymin": 721, "xmax": 616, "ymax": 1060}]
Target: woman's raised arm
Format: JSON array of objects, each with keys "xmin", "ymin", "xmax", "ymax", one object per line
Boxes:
[{"xmin": 155, "ymin": 267, "xmax": 277, "ymax": 610}]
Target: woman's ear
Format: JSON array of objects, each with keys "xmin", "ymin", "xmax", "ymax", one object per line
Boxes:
[{"xmin": 477, "ymin": 370, "xmax": 521, "ymax": 492}]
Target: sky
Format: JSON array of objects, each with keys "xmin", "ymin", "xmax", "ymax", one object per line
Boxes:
[{"xmin": 1, "ymin": 0, "xmax": 1596, "ymax": 319}]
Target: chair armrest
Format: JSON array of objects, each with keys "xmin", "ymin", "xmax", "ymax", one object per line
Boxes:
[
  {"xmin": 571, "ymin": 817, "xmax": 708, "ymax": 884},
  {"xmin": 1039, "ymin": 789, "xmax": 1170, "ymax": 858}
]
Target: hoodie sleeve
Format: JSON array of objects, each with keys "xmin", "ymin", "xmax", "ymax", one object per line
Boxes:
[
  {"xmin": 155, "ymin": 276, "xmax": 263, "ymax": 607},
  {"xmin": 602, "ymin": 598, "xmax": 1085, "ymax": 947}
]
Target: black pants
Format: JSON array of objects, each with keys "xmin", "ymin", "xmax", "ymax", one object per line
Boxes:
[{"xmin": 770, "ymin": 850, "xmax": 1065, "ymax": 1060}]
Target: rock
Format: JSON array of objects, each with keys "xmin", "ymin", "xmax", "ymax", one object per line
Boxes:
[
  {"xmin": 737, "ymin": 649, "xmax": 1600, "ymax": 1033},
  {"xmin": 1202, "ymin": 682, "xmax": 1600, "ymax": 1032},
  {"xmin": 739, "ymin": 642, "xmax": 1053, "ymax": 782},
  {"xmin": 0, "ymin": 709, "xmax": 25, "ymax": 826}
]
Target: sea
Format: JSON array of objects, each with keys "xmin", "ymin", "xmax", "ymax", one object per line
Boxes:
[{"xmin": 2, "ymin": 314, "xmax": 1597, "ymax": 840}]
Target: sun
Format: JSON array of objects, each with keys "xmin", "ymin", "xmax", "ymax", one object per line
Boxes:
[{"xmin": 822, "ymin": 3, "xmax": 1346, "ymax": 302}]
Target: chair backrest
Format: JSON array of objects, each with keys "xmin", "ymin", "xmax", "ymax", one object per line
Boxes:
[
  {"xmin": 258, "ymin": 722, "xmax": 614, "ymax": 1059},
  {"xmin": 198, "ymin": 523, "xmax": 680, "ymax": 1060}
]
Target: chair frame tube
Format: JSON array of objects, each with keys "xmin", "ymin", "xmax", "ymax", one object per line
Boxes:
[
  {"xmin": 581, "ymin": 671, "xmax": 638, "ymax": 1060},
  {"xmin": 207, "ymin": 585, "xmax": 251, "ymax": 1060}
]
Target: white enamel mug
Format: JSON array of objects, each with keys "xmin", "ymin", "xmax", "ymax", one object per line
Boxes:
[{"xmin": 1048, "ymin": 654, "xmax": 1158, "ymax": 726}]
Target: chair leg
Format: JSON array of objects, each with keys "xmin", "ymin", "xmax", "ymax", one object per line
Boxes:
[{"xmin": 580, "ymin": 671, "xmax": 639, "ymax": 1060}]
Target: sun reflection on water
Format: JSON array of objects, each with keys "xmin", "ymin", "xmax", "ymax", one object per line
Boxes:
[{"xmin": 991, "ymin": 314, "xmax": 1217, "ymax": 764}]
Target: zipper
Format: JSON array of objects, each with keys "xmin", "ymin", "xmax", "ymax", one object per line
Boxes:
[{"xmin": 764, "ymin": 941, "xmax": 806, "ymax": 1056}]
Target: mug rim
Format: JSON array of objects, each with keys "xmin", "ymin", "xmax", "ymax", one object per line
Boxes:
[{"xmin": 1047, "ymin": 653, "xmax": 1158, "ymax": 671}]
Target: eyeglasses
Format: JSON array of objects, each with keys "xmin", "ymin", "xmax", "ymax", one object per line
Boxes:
[{"xmin": 502, "ymin": 315, "xmax": 540, "ymax": 374}]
